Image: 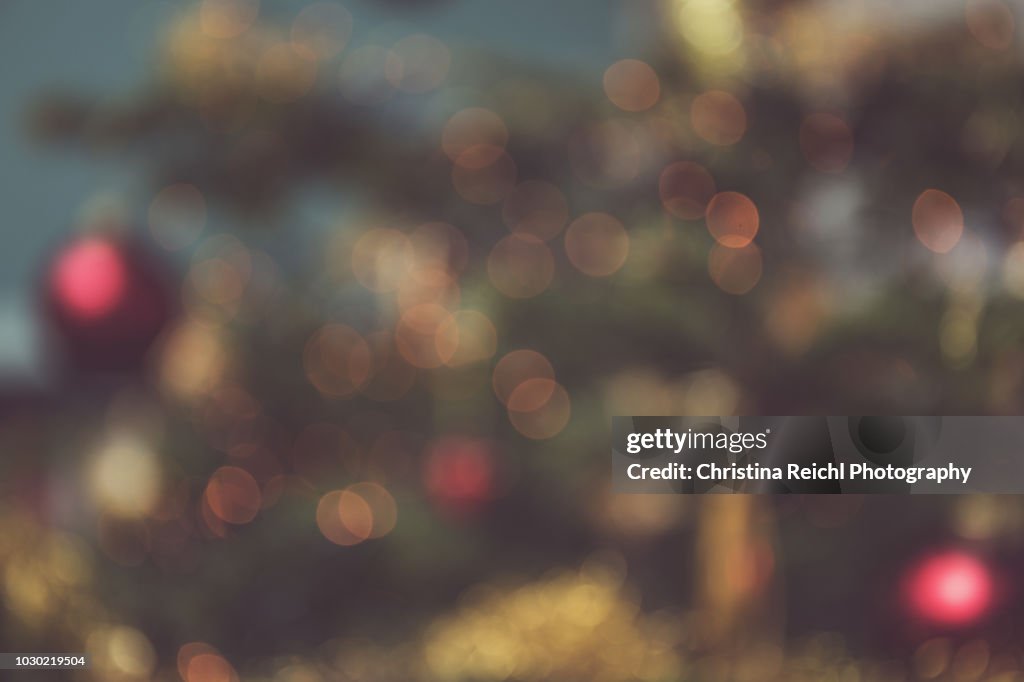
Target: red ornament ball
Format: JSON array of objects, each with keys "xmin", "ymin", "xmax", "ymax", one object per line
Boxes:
[
  {"xmin": 52, "ymin": 238, "xmax": 128, "ymax": 320},
  {"xmin": 905, "ymin": 551, "xmax": 993, "ymax": 627},
  {"xmin": 42, "ymin": 234, "xmax": 176, "ymax": 372}
]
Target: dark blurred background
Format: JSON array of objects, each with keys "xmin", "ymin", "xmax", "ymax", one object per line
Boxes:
[{"xmin": 2, "ymin": 0, "xmax": 1024, "ymax": 680}]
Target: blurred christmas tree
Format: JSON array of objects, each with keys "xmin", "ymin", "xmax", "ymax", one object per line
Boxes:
[{"xmin": 4, "ymin": 0, "xmax": 1024, "ymax": 679}]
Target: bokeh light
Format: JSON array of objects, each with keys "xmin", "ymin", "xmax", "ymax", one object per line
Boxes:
[
  {"xmin": 705, "ymin": 191, "xmax": 759, "ymax": 248},
  {"xmin": 603, "ymin": 59, "xmax": 660, "ymax": 112},
  {"xmin": 913, "ymin": 189, "xmax": 964, "ymax": 254},
  {"xmin": 905, "ymin": 551, "xmax": 993, "ymax": 627},
  {"xmin": 50, "ymin": 237, "xmax": 127, "ymax": 321},
  {"xmin": 346, "ymin": 482, "xmax": 398, "ymax": 539},
  {"xmin": 950, "ymin": 639, "xmax": 991, "ymax": 680},
  {"xmin": 160, "ymin": 317, "xmax": 227, "ymax": 401},
  {"xmin": 86, "ymin": 625, "xmax": 157, "ymax": 680},
  {"xmin": 205, "ymin": 466, "xmax": 262, "ymax": 525},
  {"xmin": 88, "ymin": 434, "xmax": 161, "ymax": 519},
  {"xmin": 17, "ymin": 2, "xmax": 1024, "ymax": 679},
  {"xmin": 672, "ymin": 0, "xmax": 744, "ymax": 59},
  {"xmin": 185, "ymin": 651, "xmax": 240, "ymax": 682},
  {"xmin": 178, "ymin": 643, "xmax": 224, "ymax": 681},
  {"xmin": 952, "ymin": 496, "xmax": 1022, "ymax": 541},
  {"xmin": 423, "ymin": 567, "xmax": 680, "ymax": 680},
  {"xmin": 165, "ymin": 9, "xmax": 263, "ymax": 102},
  {"xmin": 317, "ymin": 489, "xmax": 374, "ymax": 546}
]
